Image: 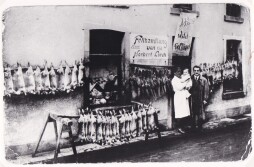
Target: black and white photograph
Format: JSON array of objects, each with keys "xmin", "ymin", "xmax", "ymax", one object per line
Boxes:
[{"xmin": 0, "ymin": 0, "xmax": 253, "ymax": 165}]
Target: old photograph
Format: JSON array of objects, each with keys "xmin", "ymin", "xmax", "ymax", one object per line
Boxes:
[{"xmin": 1, "ymin": 2, "xmax": 252, "ymax": 164}]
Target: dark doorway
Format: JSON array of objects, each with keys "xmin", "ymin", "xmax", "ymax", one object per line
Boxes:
[
  {"xmin": 89, "ymin": 29, "xmax": 124, "ymax": 106},
  {"xmin": 172, "ymin": 36, "xmax": 194, "ymax": 73},
  {"xmin": 90, "ymin": 29, "xmax": 124, "ymax": 54},
  {"xmin": 172, "ymin": 56, "xmax": 192, "ymax": 72}
]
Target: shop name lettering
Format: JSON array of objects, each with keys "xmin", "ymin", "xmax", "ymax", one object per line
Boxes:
[
  {"xmin": 174, "ymin": 43, "xmax": 191, "ymax": 51},
  {"xmin": 173, "ymin": 17, "xmax": 193, "ymax": 51},
  {"xmin": 133, "ymin": 50, "xmax": 166, "ymax": 59},
  {"xmin": 177, "ymin": 18, "xmax": 192, "ymax": 40},
  {"xmin": 132, "ymin": 35, "xmax": 167, "ymax": 48}
]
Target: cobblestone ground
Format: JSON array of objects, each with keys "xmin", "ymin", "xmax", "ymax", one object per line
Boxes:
[
  {"xmin": 115, "ymin": 122, "xmax": 252, "ymax": 162},
  {"xmin": 53, "ymin": 121, "xmax": 252, "ymax": 163},
  {"xmin": 52, "ymin": 121, "xmax": 252, "ymax": 163}
]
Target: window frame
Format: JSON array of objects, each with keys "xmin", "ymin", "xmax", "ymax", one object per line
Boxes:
[
  {"xmin": 224, "ymin": 4, "xmax": 244, "ymax": 23},
  {"xmin": 222, "ymin": 35, "xmax": 246, "ymax": 100},
  {"xmin": 170, "ymin": 4, "xmax": 199, "ymax": 17}
]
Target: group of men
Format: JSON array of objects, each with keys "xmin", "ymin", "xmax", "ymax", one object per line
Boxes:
[{"xmin": 171, "ymin": 65, "xmax": 209, "ymax": 133}]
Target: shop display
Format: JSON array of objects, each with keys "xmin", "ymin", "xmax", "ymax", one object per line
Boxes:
[
  {"xmin": 3, "ymin": 60, "xmax": 86, "ymax": 96},
  {"xmin": 200, "ymin": 61, "xmax": 241, "ymax": 82},
  {"xmin": 77, "ymin": 103, "xmax": 159, "ymax": 145},
  {"xmin": 129, "ymin": 66, "xmax": 171, "ymax": 101},
  {"xmin": 89, "ymin": 73, "xmax": 119, "ymax": 105},
  {"xmin": 200, "ymin": 60, "xmax": 242, "ymax": 93},
  {"xmin": 200, "ymin": 63, "xmax": 222, "ymax": 86}
]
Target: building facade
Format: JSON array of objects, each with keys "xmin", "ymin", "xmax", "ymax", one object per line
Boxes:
[{"xmin": 2, "ymin": 4, "xmax": 251, "ymax": 158}]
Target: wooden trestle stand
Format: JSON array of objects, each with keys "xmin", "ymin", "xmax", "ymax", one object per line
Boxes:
[
  {"xmin": 32, "ymin": 112, "xmax": 79, "ymax": 163},
  {"xmin": 32, "ymin": 104, "xmax": 161, "ymax": 163}
]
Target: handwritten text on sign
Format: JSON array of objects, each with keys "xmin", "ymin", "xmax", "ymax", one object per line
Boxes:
[
  {"xmin": 130, "ymin": 33, "xmax": 168, "ymax": 65},
  {"xmin": 173, "ymin": 12, "xmax": 197, "ymax": 56}
]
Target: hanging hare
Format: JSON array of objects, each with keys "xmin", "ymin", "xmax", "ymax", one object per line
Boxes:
[
  {"xmin": 49, "ymin": 63, "xmax": 57, "ymax": 94},
  {"xmin": 34, "ymin": 66, "xmax": 43, "ymax": 94},
  {"xmin": 114, "ymin": 110, "xmax": 120, "ymax": 140},
  {"xmin": 56, "ymin": 61, "xmax": 65, "ymax": 91},
  {"xmin": 96, "ymin": 111, "xmax": 103, "ymax": 144},
  {"xmin": 105, "ymin": 111, "xmax": 111, "ymax": 144},
  {"xmin": 25, "ymin": 62, "xmax": 36, "ymax": 94},
  {"xmin": 64, "ymin": 61, "xmax": 72, "ymax": 93},
  {"xmin": 78, "ymin": 109, "xmax": 86, "ymax": 141},
  {"xmin": 13, "ymin": 63, "xmax": 26, "ymax": 95},
  {"xmin": 136, "ymin": 105, "xmax": 143, "ymax": 136},
  {"xmin": 111, "ymin": 110, "xmax": 117, "ymax": 142},
  {"xmin": 141, "ymin": 105, "xmax": 147, "ymax": 132},
  {"xmin": 108, "ymin": 111, "xmax": 114, "ymax": 143},
  {"xmin": 41, "ymin": 61, "xmax": 51, "ymax": 93},
  {"xmin": 90, "ymin": 112, "xmax": 97, "ymax": 143},
  {"xmin": 118, "ymin": 110, "xmax": 126, "ymax": 141},
  {"xmin": 4, "ymin": 64, "xmax": 15, "ymax": 96},
  {"xmin": 124, "ymin": 109, "xmax": 130, "ymax": 139},
  {"xmin": 71, "ymin": 60, "xmax": 78, "ymax": 89},
  {"xmin": 78, "ymin": 58, "xmax": 85, "ymax": 86},
  {"xmin": 130, "ymin": 107, "xmax": 138, "ymax": 138},
  {"xmin": 86, "ymin": 110, "xmax": 92, "ymax": 142}
]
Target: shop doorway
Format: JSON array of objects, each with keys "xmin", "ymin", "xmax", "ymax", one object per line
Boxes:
[
  {"xmin": 171, "ymin": 37, "xmax": 194, "ymax": 128},
  {"xmin": 89, "ymin": 29, "xmax": 124, "ymax": 106},
  {"xmin": 172, "ymin": 56, "xmax": 192, "ymax": 72}
]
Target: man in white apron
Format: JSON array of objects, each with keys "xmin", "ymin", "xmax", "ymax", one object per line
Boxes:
[{"xmin": 171, "ymin": 67, "xmax": 191, "ymax": 133}]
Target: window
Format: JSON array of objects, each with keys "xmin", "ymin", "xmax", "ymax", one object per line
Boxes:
[
  {"xmin": 224, "ymin": 4, "xmax": 244, "ymax": 23},
  {"xmin": 222, "ymin": 39, "xmax": 244, "ymax": 100},
  {"xmin": 101, "ymin": 5, "xmax": 129, "ymax": 9},
  {"xmin": 170, "ymin": 4, "xmax": 199, "ymax": 17},
  {"xmin": 226, "ymin": 4, "xmax": 241, "ymax": 17},
  {"xmin": 173, "ymin": 4, "xmax": 192, "ymax": 11}
]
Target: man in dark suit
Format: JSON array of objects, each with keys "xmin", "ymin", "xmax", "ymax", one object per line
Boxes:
[{"xmin": 190, "ymin": 65, "xmax": 209, "ymax": 130}]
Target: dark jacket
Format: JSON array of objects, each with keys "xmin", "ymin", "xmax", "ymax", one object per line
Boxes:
[{"xmin": 190, "ymin": 75, "xmax": 209, "ymax": 120}]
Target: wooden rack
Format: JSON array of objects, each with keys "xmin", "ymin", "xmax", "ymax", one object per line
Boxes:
[{"xmin": 32, "ymin": 112, "xmax": 79, "ymax": 163}]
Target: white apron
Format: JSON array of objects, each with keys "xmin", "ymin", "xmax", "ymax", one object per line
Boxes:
[{"xmin": 171, "ymin": 76, "xmax": 190, "ymax": 119}]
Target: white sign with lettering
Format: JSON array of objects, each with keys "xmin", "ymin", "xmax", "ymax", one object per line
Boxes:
[
  {"xmin": 130, "ymin": 33, "xmax": 169, "ymax": 66},
  {"xmin": 173, "ymin": 12, "xmax": 197, "ymax": 56}
]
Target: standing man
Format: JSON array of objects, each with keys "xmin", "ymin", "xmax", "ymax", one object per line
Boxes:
[{"xmin": 190, "ymin": 65, "xmax": 209, "ymax": 130}]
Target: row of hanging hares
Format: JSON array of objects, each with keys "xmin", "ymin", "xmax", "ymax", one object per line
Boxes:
[
  {"xmin": 77, "ymin": 104, "xmax": 158, "ymax": 145},
  {"xmin": 200, "ymin": 61, "xmax": 240, "ymax": 80},
  {"xmin": 4, "ymin": 59, "xmax": 87, "ymax": 96}
]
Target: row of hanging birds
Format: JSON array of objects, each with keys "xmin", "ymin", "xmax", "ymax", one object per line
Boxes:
[
  {"xmin": 129, "ymin": 67, "xmax": 172, "ymax": 100},
  {"xmin": 200, "ymin": 60, "xmax": 240, "ymax": 85},
  {"xmin": 78, "ymin": 103, "xmax": 159, "ymax": 145},
  {"xmin": 3, "ymin": 59, "xmax": 87, "ymax": 97}
]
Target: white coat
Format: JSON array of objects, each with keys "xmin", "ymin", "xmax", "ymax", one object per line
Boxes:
[{"xmin": 171, "ymin": 76, "xmax": 191, "ymax": 119}]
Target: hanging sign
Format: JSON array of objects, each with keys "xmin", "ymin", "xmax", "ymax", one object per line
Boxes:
[
  {"xmin": 130, "ymin": 33, "xmax": 169, "ymax": 66},
  {"xmin": 172, "ymin": 12, "xmax": 197, "ymax": 56}
]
